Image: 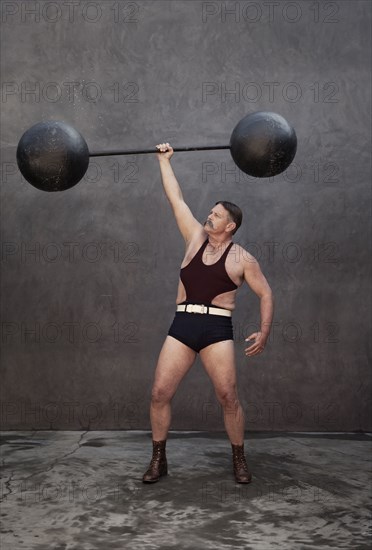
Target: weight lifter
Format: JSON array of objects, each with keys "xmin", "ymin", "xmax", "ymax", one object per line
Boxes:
[{"xmin": 142, "ymin": 143, "xmax": 274, "ymax": 484}]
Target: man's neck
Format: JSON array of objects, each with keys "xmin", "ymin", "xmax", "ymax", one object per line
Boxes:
[{"xmin": 207, "ymin": 234, "xmax": 233, "ymax": 249}]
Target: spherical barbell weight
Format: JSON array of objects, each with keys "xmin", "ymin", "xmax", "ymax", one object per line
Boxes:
[
  {"xmin": 16, "ymin": 120, "xmax": 89, "ymax": 192},
  {"xmin": 230, "ymin": 111, "xmax": 297, "ymax": 178}
]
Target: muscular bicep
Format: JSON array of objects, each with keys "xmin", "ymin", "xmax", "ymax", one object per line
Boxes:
[
  {"xmin": 243, "ymin": 255, "xmax": 272, "ymax": 298},
  {"xmin": 172, "ymin": 200, "xmax": 205, "ymax": 243}
]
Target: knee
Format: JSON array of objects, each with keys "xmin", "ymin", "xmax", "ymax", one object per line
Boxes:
[
  {"xmin": 216, "ymin": 387, "xmax": 239, "ymax": 409},
  {"xmin": 151, "ymin": 385, "xmax": 172, "ymax": 405}
]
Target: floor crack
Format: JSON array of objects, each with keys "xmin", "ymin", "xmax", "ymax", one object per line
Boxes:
[
  {"xmin": 1, "ymin": 470, "xmax": 16, "ymax": 503},
  {"xmin": 0, "ymin": 430, "xmax": 89, "ymax": 502}
]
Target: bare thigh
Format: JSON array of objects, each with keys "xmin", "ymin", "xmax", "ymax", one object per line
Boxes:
[
  {"xmin": 151, "ymin": 336, "xmax": 197, "ymax": 401},
  {"xmin": 199, "ymin": 340, "xmax": 238, "ymax": 397}
]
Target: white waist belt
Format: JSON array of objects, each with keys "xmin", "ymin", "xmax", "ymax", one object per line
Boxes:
[{"xmin": 176, "ymin": 304, "xmax": 232, "ymax": 317}]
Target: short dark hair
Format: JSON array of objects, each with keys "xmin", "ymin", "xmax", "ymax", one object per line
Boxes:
[{"xmin": 215, "ymin": 201, "xmax": 242, "ymax": 235}]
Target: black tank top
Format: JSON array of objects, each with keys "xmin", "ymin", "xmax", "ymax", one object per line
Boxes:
[{"xmin": 180, "ymin": 239, "xmax": 238, "ymax": 304}]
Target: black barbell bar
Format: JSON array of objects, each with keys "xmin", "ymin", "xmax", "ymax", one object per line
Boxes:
[
  {"xmin": 16, "ymin": 112, "xmax": 297, "ymax": 192},
  {"xmin": 89, "ymin": 144, "xmax": 230, "ymax": 157}
]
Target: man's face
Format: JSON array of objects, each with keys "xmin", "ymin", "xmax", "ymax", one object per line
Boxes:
[{"xmin": 204, "ymin": 204, "xmax": 234, "ymax": 234}]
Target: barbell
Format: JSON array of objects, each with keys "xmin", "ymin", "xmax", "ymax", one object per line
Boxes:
[{"xmin": 16, "ymin": 111, "xmax": 297, "ymax": 192}]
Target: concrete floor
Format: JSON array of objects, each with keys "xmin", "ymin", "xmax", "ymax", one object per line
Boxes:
[{"xmin": 0, "ymin": 431, "xmax": 371, "ymax": 550}]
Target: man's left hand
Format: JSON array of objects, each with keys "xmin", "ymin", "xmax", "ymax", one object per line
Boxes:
[{"xmin": 244, "ymin": 332, "xmax": 267, "ymax": 357}]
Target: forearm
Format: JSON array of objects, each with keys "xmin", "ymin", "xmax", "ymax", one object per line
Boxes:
[
  {"xmin": 260, "ymin": 292, "xmax": 274, "ymax": 337},
  {"xmin": 158, "ymin": 158, "xmax": 184, "ymax": 205}
]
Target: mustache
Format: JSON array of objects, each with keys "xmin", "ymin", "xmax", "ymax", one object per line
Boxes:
[{"xmin": 204, "ymin": 219, "xmax": 213, "ymax": 227}]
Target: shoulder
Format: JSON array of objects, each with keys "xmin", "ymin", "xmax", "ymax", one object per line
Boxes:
[
  {"xmin": 224, "ymin": 242, "xmax": 257, "ymax": 281},
  {"xmin": 228, "ymin": 243, "xmax": 258, "ymax": 266}
]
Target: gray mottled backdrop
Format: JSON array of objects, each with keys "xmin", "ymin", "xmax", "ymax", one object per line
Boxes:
[{"xmin": 1, "ymin": 0, "xmax": 371, "ymax": 430}]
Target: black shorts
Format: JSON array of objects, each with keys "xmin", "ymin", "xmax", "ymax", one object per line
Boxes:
[{"xmin": 168, "ymin": 304, "xmax": 234, "ymax": 353}]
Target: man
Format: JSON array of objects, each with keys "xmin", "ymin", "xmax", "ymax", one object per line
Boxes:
[{"xmin": 142, "ymin": 143, "xmax": 274, "ymax": 484}]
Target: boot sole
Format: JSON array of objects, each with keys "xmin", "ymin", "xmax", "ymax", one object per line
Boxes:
[
  {"xmin": 142, "ymin": 472, "xmax": 168, "ymax": 484},
  {"xmin": 235, "ymin": 478, "xmax": 252, "ymax": 484}
]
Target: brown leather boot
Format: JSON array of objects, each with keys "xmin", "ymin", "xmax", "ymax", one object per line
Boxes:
[
  {"xmin": 231, "ymin": 443, "xmax": 252, "ymax": 483},
  {"xmin": 142, "ymin": 440, "xmax": 168, "ymax": 483}
]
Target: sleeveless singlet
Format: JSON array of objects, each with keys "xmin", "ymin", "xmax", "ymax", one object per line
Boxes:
[{"xmin": 180, "ymin": 239, "xmax": 238, "ymax": 304}]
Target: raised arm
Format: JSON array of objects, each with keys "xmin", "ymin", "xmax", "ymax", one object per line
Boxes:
[{"xmin": 156, "ymin": 142, "xmax": 204, "ymax": 243}]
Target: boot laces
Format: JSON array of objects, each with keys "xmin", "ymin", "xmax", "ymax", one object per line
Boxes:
[
  {"xmin": 233, "ymin": 452, "xmax": 248, "ymax": 470},
  {"xmin": 150, "ymin": 448, "xmax": 165, "ymax": 466}
]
